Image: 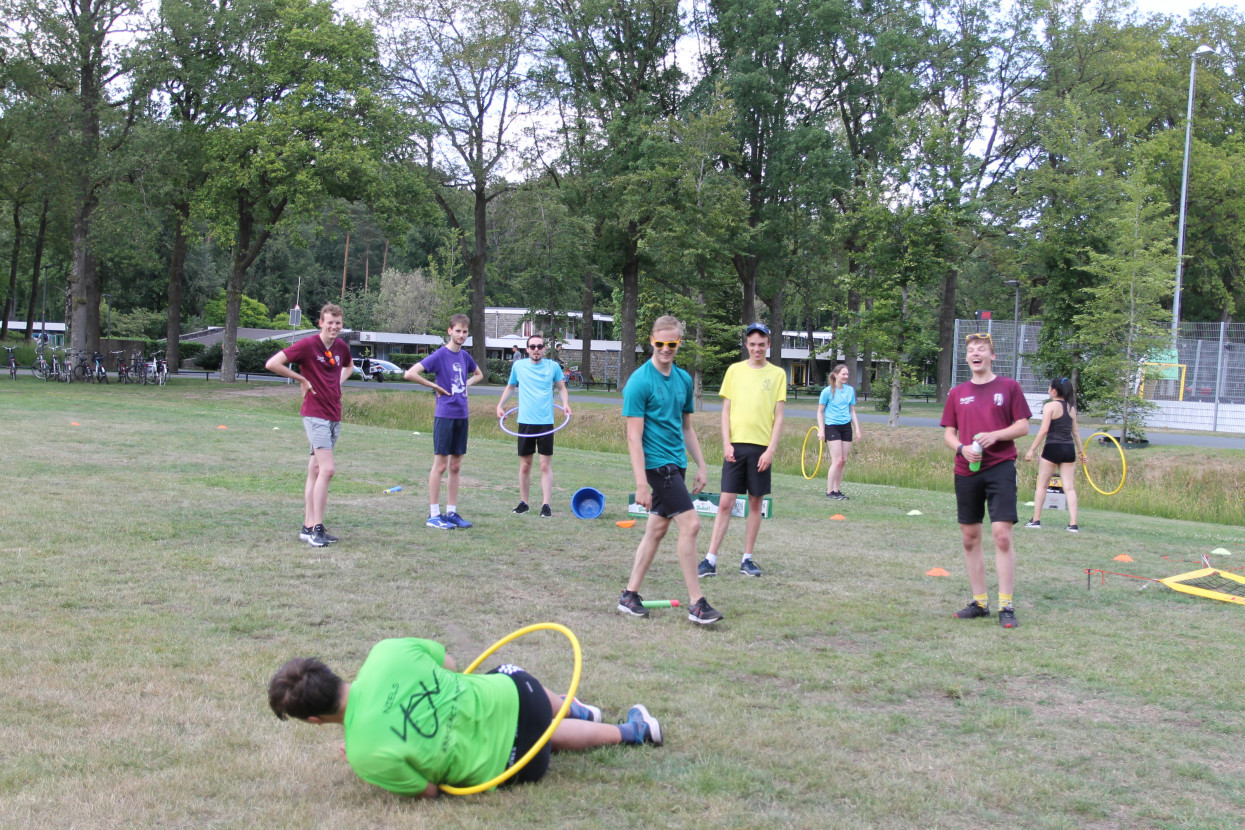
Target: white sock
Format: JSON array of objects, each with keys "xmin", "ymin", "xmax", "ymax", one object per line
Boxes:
[
  {"xmin": 446, "ymin": 504, "xmax": 457, "ymax": 515},
  {"xmin": 705, "ymin": 553, "xmax": 717, "ymax": 566},
  {"xmin": 430, "ymin": 505, "xmax": 440, "ymax": 518},
  {"xmin": 742, "ymin": 553, "xmax": 753, "ymax": 562}
]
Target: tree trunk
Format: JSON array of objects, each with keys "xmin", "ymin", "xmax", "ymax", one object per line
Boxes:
[
  {"xmin": 580, "ymin": 269, "xmax": 594, "ymax": 382},
  {"xmin": 619, "ymin": 222, "xmax": 640, "ymax": 386},
  {"xmin": 733, "ymin": 252, "xmax": 758, "ymax": 329},
  {"xmin": 693, "ymin": 284, "xmax": 706, "ymax": 410},
  {"xmin": 165, "ymin": 204, "xmax": 190, "ymax": 373},
  {"xmin": 935, "ymin": 266, "xmax": 958, "ymax": 402},
  {"xmin": 69, "ymin": 195, "xmax": 101, "ymax": 354},
  {"xmin": 859, "ymin": 295, "xmax": 873, "ymax": 397},
  {"xmin": 3, "ymin": 201, "xmax": 22, "ymax": 340},
  {"xmin": 469, "ymin": 185, "xmax": 488, "ymax": 372},
  {"xmin": 761, "ymin": 288, "xmax": 784, "ymax": 367},
  {"xmin": 889, "ymin": 284, "xmax": 908, "ymax": 427},
  {"xmin": 23, "ymin": 199, "xmax": 50, "ymax": 340}
]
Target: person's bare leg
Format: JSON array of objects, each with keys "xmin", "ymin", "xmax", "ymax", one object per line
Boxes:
[
  {"xmin": 706, "ymin": 494, "xmax": 736, "ymax": 554},
  {"xmin": 992, "ymin": 522, "xmax": 1016, "ymax": 596},
  {"xmin": 447, "ymin": 455, "xmax": 463, "ymax": 506},
  {"xmin": 518, "ymin": 454, "xmax": 533, "ymax": 504},
  {"xmin": 743, "ymin": 495, "xmax": 764, "ymax": 554},
  {"xmin": 550, "ymin": 719, "xmax": 623, "ymax": 750},
  {"xmin": 428, "ymin": 455, "xmax": 448, "ymax": 509},
  {"xmin": 307, "ymin": 448, "xmax": 334, "ymax": 527},
  {"xmin": 626, "ymin": 515, "xmax": 670, "ymax": 593},
  {"xmin": 672, "ymin": 509, "xmax": 703, "ymax": 604},
  {"xmin": 960, "ymin": 523, "xmax": 987, "ymax": 596},
  {"xmin": 1031, "ymin": 458, "xmax": 1055, "ymax": 522},
  {"xmin": 827, "ymin": 441, "xmax": 846, "ymax": 492},
  {"xmin": 539, "ymin": 454, "xmax": 553, "ymax": 507},
  {"xmin": 1060, "ymin": 461, "xmax": 1079, "ymax": 526}
]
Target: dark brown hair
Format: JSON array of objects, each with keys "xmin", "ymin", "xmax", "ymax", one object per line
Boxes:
[{"xmin": 268, "ymin": 657, "xmax": 342, "ymax": 721}]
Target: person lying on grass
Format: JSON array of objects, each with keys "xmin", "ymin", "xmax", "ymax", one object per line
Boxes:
[{"xmin": 268, "ymin": 637, "xmax": 661, "ymax": 797}]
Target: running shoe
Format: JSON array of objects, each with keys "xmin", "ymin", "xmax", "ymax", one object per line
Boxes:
[
  {"xmin": 306, "ymin": 528, "xmax": 328, "ymax": 547},
  {"xmin": 426, "ymin": 514, "xmax": 456, "ymax": 530},
  {"xmin": 1066, "ymin": 524, "xmax": 1079, "ymax": 533},
  {"xmin": 512, "ymin": 501, "xmax": 530, "ymax": 514},
  {"xmin": 617, "ymin": 590, "xmax": 650, "ymax": 617},
  {"xmin": 953, "ymin": 600, "xmax": 990, "ymax": 619},
  {"xmin": 540, "ymin": 504, "xmax": 552, "ymax": 518},
  {"xmin": 998, "ymin": 606, "xmax": 1019, "ymax": 628},
  {"xmin": 687, "ymin": 597, "xmax": 723, "ymax": 625},
  {"xmin": 1024, "ymin": 520, "xmax": 1041, "ymax": 529},
  {"xmin": 443, "ymin": 512, "xmax": 473, "ymax": 529},
  {"xmin": 739, "ymin": 558, "xmax": 762, "ymax": 577},
  {"xmin": 315, "ymin": 524, "xmax": 338, "ymax": 544},
  {"xmin": 697, "ymin": 558, "xmax": 717, "ymax": 577},
  {"xmin": 625, "ymin": 704, "xmax": 663, "ymax": 746}
]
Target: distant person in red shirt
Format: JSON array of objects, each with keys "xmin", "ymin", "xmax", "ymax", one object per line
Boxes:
[
  {"xmin": 940, "ymin": 332, "xmax": 1031, "ymax": 628},
  {"xmin": 266, "ymin": 303, "xmax": 355, "ymax": 547}
]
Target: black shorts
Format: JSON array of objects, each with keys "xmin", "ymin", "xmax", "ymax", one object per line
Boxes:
[
  {"xmin": 823, "ymin": 422, "xmax": 853, "ymax": 442},
  {"xmin": 954, "ymin": 459, "xmax": 1019, "ymax": 525},
  {"xmin": 432, "ymin": 417, "xmax": 469, "ymax": 456},
  {"xmin": 1041, "ymin": 442, "xmax": 1077, "ymax": 464},
  {"xmin": 517, "ymin": 423, "xmax": 554, "ymax": 457},
  {"xmin": 645, "ymin": 464, "xmax": 694, "ymax": 518},
  {"xmin": 488, "ymin": 666, "xmax": 551, "ymax": 786},
  {"xmin": 720, "ymin": 443, "xmax": 771, "ymax": 497}
]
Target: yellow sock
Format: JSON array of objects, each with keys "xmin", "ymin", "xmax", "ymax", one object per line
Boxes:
[
  {"xmin": 998, "ymin": 593, "xmax": 1013, "ymax": 608},
  {"xmin": 974, "ymin": 593, "xmax": 989, "ymax": 609}
]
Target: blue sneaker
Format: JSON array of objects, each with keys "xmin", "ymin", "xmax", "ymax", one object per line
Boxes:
[
  {"xmin": 625, "ymin": 704, "xmax": 663, "ymax": 746},
  {"xmin": 444, "ymin": 511, "xmax": 473, "ymax": 529},
  {"xmin": 562, "ymin": 696, "xmax": 602, "ymax": 723},
  {"xmin": 739, "ymin": 558, "xmax": 762, "ymax": 577},
  {"xmin": 426, "ymin": 514, "xmax": 455, "ymax": 530}
]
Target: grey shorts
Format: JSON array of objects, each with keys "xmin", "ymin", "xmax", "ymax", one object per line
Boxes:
[{"xmin": 303, "ymin": 417, "xmax": 341, "ymax": 454}]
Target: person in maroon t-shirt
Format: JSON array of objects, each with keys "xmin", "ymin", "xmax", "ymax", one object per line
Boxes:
[
  {"xmin": 940, "ymin": 332, "xmax": 1031, "ymax": 628},
  {"xmin": 265, "ymin": 304, "xmax": 355, "ymax": 547}
]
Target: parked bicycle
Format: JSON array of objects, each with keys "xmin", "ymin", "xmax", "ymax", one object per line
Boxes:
[
  {"xmin": 91, "ymin": 352, "xmax": 109, "ymax": 384},
  {"xmin": 563, "ymin": 364, "xmax": 584, "ymax": 390},
  {"xmin": 49, "ymin": 348, "xmax": 67, "ymax": 382},
  {"xmin": 4, "ymin": 346, "xmax": 16, "ymax": 380},
  {"xmin": 130, "ymin": 350, "xmax": 148, "ymax": 385},
  {"xmin": 31, "ymin": 342, "xmax": 49, "ymax": 380},
  {"xmin": 111, "ymin": 351, "xmax": 132, "ymax": 383},
  {"xmin": 150, "ymin": 350, "xmax": 168, "ymax": 386}
]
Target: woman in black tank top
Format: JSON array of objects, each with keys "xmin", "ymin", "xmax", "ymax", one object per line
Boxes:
[{"xmin": 1023, "ymin": 378, "xmax": 1084, "ymax": 532}]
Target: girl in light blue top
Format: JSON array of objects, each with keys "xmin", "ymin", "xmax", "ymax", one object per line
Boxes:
[{"xmin": 816, "ymin": 364, "xmax": 863, "ymax": 500}]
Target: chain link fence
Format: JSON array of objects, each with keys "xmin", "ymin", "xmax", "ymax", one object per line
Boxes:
[{"xmin": 954, "ymin": 319, "xmax": 1245, "ymax": 434}]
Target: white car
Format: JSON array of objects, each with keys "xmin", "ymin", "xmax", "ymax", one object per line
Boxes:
[{"xmin": 353, "ymin": 358, "xmax": 405, "ymax": 382}]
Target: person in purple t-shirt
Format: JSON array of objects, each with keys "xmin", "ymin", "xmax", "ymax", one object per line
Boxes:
[
  {"xmin": 265, "ymin": 303, "xmax": 355, "ymax": 548},
  {"xmin": 940, "ymin": 331, "xmax": 1032, "ymax": 629},
  {"xmin": 404, "ymin": 314, "xmax": 484, "ymax": 530}
]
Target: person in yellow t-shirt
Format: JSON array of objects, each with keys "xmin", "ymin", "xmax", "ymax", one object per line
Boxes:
[{"xmin": 698, "ymin": 323, "xmax": 787, "ymax": 578}]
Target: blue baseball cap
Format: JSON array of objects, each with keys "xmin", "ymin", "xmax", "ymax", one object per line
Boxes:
[{"xmin": 745, "ymin": 322, "xmax": 770, "ymax": 337}]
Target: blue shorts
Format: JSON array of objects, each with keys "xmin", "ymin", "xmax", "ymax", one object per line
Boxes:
[{"xmin": 432, "ymin": 417, "xmax": 469, "ymax": 456}]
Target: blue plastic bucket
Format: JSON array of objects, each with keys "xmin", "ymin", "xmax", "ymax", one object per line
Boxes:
[{"xmin": 571, "ymin": 487, "xmax": 605, "ymax": 520}]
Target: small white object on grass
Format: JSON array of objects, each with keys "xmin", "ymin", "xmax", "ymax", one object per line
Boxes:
[
  {"xmin": 1211, "ymin": 547, "xmax": 1232, "ymax": 556},
  {"xmin": 1024, "ymin": 501, "xmax": 1035, "ymax": 507},
  {"xmin": 907, "ymin": 509, "xmax": 923, "ymax": 516}
]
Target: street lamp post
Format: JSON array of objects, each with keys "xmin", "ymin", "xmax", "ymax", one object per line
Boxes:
[
  {"xmin": 1004, "ymin": 280, "xmax": 1021, "ymax": 383},
  {"xmin": 1173, "ymin": 44, "xmax": 1216, "ymax": 347}
]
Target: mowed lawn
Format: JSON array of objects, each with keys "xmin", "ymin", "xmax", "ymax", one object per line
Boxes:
[{"xmin": 2, "ymin": 379, "xmax": 1244, "ymax": 829}]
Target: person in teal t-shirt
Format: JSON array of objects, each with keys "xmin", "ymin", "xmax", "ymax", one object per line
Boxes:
[
  {"xmin": 617, "ymin": 315, "xmax": 722, "ymax": 626},
  {"xmin": 269, "ymin": 637, "xmax": 663, "ymax": 798},
  {"xmin": 495, "ymin": 332, "xmax": 572, "ymax": 517}
]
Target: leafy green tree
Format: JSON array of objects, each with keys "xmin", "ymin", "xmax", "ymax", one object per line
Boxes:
[{"xmin": 203, "ymin": 290, "xmax": 273, "ymax": 328}]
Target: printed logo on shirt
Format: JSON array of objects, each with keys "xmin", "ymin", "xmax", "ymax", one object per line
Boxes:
[
  {"xmin": 994, "ymin": 393, "xmax": 1004, "ymax": 406},
  {"xmin": 959, "ymin": 395, "xmax": 975, "ymax": 405}
]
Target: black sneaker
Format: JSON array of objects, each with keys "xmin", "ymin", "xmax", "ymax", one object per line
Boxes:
[
  {"xmin": 540, "ymin": 504, "xmax": 552, "ymax": 518},
  {"xmin": 998, "ymin": 606, "xmax": 1018, "ymax": 628},
  {"xmin": 826, "ymin": 491, "xmax": 835, "ymax": 499},
  {"xmin": 1024, "ymin": 520, "xmax": 1041, "ymax": 529},
  {"xmin": 697, "ymin": 558, "xmax": 717, "ymax": 577},
  {"xmin": 739, "ymin": 558, "xmax": 762, "ymax": 577},
  {"xmin": 687, "ymin": 597, "xmax": 723, "ymax": 625},
  {"xmin": 306, "ymin": 527, "xmax": 328, "ymax": 548},
  {"xmin": 1066, "ymin": 524, "xmax": 1079, "ymax": 533},
  {"xmin": 512, "ymin": 501, "xmax": 530, "ymax": 514},
  {"xmin": 953, "ymin": 600, "xmax": 990, "ymax": 619},
  {"xmin": 315, "ymin": 524, "xmax": 338, "ymax": 544},
  {"xmin": 837, "ymin": 491, "xmax": 850, "ymax": 500},
  {"xmin": 299, "ymin": 525, "xmax": 314, "ymax": 541},
  {"xmin": 617, "ymin": 590, "xmax": 650, "ymax": 617}
]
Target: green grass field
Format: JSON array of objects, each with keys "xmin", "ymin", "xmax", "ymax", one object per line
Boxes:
[{"xmin": 3, "ymin": 378, "xmax": 1245, "ymax": 829}]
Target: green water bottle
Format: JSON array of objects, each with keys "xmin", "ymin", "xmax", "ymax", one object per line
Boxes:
[{"xmin": 968, "ymin": 435, "xmax": 983, "ymax": 473}]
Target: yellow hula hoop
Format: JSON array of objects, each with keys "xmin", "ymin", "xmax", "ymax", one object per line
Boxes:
[
  {"xmin": 1082, "ymin": 431, "xmax": 1127, "ymax": 497},
  {"xmin": 438, "ymin": 622, "xmax": 582, "ymax": 796},
  {"xmin": 801, "ymin": 426, "xmax": 824, "ymax": 480}
]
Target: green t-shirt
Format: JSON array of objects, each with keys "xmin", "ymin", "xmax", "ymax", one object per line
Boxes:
[
  {"xmin": 342, "ymin": 638, "xmax": 519, "ymax": 795},
  {"xmin": 621, "ymin": 360, "xmax": 695, "ymax": 469}
]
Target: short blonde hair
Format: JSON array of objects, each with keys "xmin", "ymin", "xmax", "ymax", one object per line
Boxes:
[
  {"xmin": 651, "ymin": 315, "xmax": 683, "ymax": 337},
  {"xmin": 319, "ymin": 303, "xmax": 344, "ymax": 320}
]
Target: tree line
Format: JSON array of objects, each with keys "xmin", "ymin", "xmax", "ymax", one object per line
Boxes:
[{"xmin": 1, "ymin": 0, "xmax": 1242, "ymax": 403}]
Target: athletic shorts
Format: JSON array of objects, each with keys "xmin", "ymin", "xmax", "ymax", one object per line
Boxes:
[
  {"xmin": 517, "ymin": 423, "xmax": 554, "ymax": 457},
  {"xmin": 488, "ymin": 665, "xmax": 551, "ymax": 786},
  {"xmin": 720, "ymin": 443, "xmax": 771, "ymax": 497},
  {"xmin": 645, "ymin": 464, "xmax": 694, "ymax": 519},
  {"xmin": 432, "ymin": 417, "xmax": 469, "ymax": 457},
  {"xmin": 954, "ymin": 459, "xmax": 1019, "ymax": 525},
  {"xmin": 823, "ymin": 422, "xmax": 853, "ymax": 442},
  {"xmin": 303, "ymin": 417, "xmax": 340, "ymax": 454},
  {"xmin": 1041, "ymin": 442, "xmax": 1077, "ymax": 464}
]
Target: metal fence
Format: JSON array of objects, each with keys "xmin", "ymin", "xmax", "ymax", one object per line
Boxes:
[{"xmin": 954, "ymin": 318, "xmax": 1245, "ymax": 434}]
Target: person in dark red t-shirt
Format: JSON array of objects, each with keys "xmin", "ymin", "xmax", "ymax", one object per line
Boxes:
[
  {"xmin": 265, "ymin": 304, "xmax": 354, "ymax": 548},
  {"xmin": 940, "ymin": 331, "xmax": 1031, "ymax": 628}
]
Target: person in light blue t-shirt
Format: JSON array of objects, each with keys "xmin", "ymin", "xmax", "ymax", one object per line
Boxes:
[
  {"xmin": 496, "ymin": 333, "xmax": 572, "ymax": 517},
  {"xmin": 816, "ymin": 363, "xmax": 863, "ymax": 501}
]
